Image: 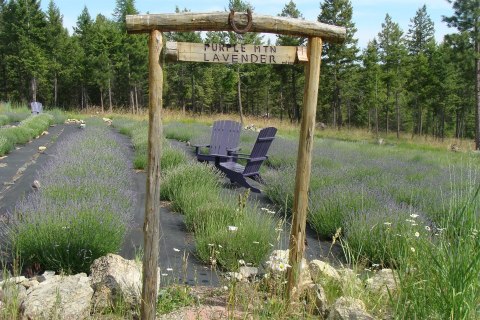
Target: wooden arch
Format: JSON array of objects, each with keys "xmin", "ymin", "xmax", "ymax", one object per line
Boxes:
[{"xmin": 126, "ymin": 11, "xmax": 345, "ymax": 319}]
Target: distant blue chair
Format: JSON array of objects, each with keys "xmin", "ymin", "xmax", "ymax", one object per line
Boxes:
[
  {"xmin": 193, "ymin": 120, "xmax": 242, "ymax": 163},
  {"xmin": 214, "ymin": 127, "xmax": 277, "ymax": 193}
]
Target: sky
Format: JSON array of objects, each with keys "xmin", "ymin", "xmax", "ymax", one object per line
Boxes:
[{"xmin": 41, "ymin": 0, "xmax": 455, "ymax": 48}]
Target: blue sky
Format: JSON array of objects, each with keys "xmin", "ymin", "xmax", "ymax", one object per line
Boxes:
[{"xmin": 41, "ymin": 0, "xmax": 454, "ymax": 48}]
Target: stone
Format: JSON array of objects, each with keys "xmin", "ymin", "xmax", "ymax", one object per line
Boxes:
[
  {"xmin": 327, "ymin": 297, "xmax": 375, "ymax": 320},
  {"xmin": 38, "ymin": 146, "xmax": 47, "ymax": 152},
  {"xmin": 0, "ymin": 276, "xmax": 26, "ymax": 286},
  {"xmin": 32, "ymin": 180, "xmax": 41, "ymax": 189},
  {"xmin": 21, "ymin": 279, "xmax": 39, "ymax": 290},
  {"xmin": 21, "ymin": 273, "xmax": 93, "ymax": 320},
  {"xmin": 90, "ymin": 253, "xmax": 160, "ymax": 311},
  {"xmin": 366, "ymin": 268, "xmax": 398, "ymax": 295},
  {"xmin": 309, "ymin": 260, "xmax": 341, "ymax": 282},
  {"xmin": 307, "ymin": 283, "xmax": 328, "ymax": 317},
  {"xmin": 239, "ymin": 266, "xmax": 258, "ymax": 280},
  {"xmin": 0, "ymin": 282, "xmax": 27, "ymax": 304},
  {"xmin": 36, "ymin": 270, "xmax": 56, "ymax": 283},
  {"xmin": 299, "ymin": 258, "xmax": 313, "ymax": 288}
]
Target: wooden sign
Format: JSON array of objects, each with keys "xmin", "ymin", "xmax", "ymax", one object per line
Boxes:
[{"xmin": 165, "ymin": 42, "xmax": 308, "ymax": 65}]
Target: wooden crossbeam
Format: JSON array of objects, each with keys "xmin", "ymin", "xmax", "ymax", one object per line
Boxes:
[{"xmin": 126, "ymin": 12, "xmax": 346, "ymax": 43}]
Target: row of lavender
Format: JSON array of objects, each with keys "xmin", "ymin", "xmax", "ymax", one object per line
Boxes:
[
  {"xmin": 113, "ymin": 117, "xmax": 277, "ymax": 271},
  {"xmin": 140, "ymin": 120, "xmax": 479, "ymax": 318},
  {"xmin": 1, "ymin": 120, "xmax": 136, "ymax": 274},
  {"xmin": 265, "ymin": 137, "xmax": 480, "ymax": 264}
]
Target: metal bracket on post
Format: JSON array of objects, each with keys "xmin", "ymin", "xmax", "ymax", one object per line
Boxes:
[{"xmin": 228, "ymin": 9, "xmax": 253, "ymax": 34}]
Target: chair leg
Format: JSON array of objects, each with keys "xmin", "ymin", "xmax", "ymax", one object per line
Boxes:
[{"xmin": 250, "ymin": 174, "xmax": 265, "ymax": 184}]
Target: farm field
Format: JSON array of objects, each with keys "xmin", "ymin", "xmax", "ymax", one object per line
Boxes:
[{"xmin": 0, "ymin": 106, "xmax": 478, "ymax": 318}]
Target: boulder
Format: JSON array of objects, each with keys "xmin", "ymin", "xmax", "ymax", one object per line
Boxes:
[
  {"xmin": 21, "ymin": 273, "xmax": 93, "ymax": 320},
  {"xmin": 36, "ymin": 270, "xmax": 55, "ymax": 283},
  {"xmin": 366, "ymin": 268, "xmax": 398, "ymax": 295},
  {"xmin": 327, "ymin": 297, "xmax": 375, "ymax": 320},
  {"xmin": 299, "ymin": 258, "xmax": 313, "ymax": 288},
  {"xmin": 309, "ymin": 260, "xmax": 341, "ymax": 282},
  {"xmin": 90, "ymin": 253, "xmax": 160, "ymax": 311},
  {"xmin": 306, "ymin": 283, "xmax": 328, "ymax": 317}
]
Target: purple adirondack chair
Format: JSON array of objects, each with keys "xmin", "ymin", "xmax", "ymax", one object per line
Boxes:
[
  {"xmin": 193, "ymin": 120, "xmax": 242, "ymax": 162},
  {"xmin": 215, "ymin": 127, "xmax": 277, "ymax": 193}
]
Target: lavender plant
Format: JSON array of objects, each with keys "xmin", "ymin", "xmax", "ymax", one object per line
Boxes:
[
  {"xmin": 4, "ymin": 123, "xmax": 135, "ymax": 274},
  {"xmin": 0, "ymin": 113, "xmax": 53, "ymax": 156}
]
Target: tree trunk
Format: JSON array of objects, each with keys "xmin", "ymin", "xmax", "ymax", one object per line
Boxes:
[
  {"xmin": 100, "ymin": 89, "xmax": 105, "ymax": 113},
  {"xmin": 54, "ymin": 74, "xmax": 58, "ymax": 107},
  {"xmin": 237, "ymin": 66, "xmax": 244, "ymax": 126},
  {"xmin": 396, "ymin": 90, "xmax": 400, "ymax": 139},
  {"xmin": 31, "ymin": 77, "xmax": 37, "ymax": 102},
  {"xmin": 191, "ymin": 71, "xmax": 196, "ymax": 114},
  {"xmin": 475, "ymin": 33, "xmax": 480, "ymax": 149},
  {"xmin": 108, "ymin": 78, "xmax": 113, "ymax": 113},
  {"xmin": 347, "ymin": 100, "xmax": 351, "ymax": 130},
  {"xmin": 130, "ymin": 90, "xmax": 135, "ymax": 114},
  {"xmin": 292, "ymin": 68, "xmax": 300, "ymax": 123},
  {"xmin": 280, "ymin": 89, "xmax": 284, "ymax": 121},
  {"xmin": 135, "ymin": 85, "xmax": 139, "ymax": 114}
]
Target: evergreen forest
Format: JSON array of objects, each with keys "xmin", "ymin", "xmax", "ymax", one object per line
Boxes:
[{"xmin": 0, "ymin": 0, "xmax": 478, "ymax": 144}]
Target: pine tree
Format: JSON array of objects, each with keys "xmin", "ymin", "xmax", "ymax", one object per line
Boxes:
[
  {"xmin": 318, "ymin": 0, "xmax": 359, "ymax": 128},
  {"xmin": 91, "ymin": 14, "xmax": 120, "ymax": 112},
  {"xmin": 1, "ymin": 0, "xmax": 48, "ymax": 102},
  {"xmin": 73, "ymin": 6, "xmax": 93, "ymax": 108},
  {"xmin": 406, "ymin": 5, "xmax": 435, "ymax": 136},
  {"xmin": 361, "ymin": 40, "xmax": 381, "ymax": 135},
  {"xmin": 45, "ymin": 0, "xmax": 70, "ymax": 107},
  {"xmin": 444, "ymin": 0, "xmax": 480, "ymax": 148},
  {"xmin": 113, "ymin": 0, "xmax": 147, "ymax": 113},
  {"xmin": 276, "ymin": 0, "xmax": 305, "ymax": 123},
  {"xmin": 377, "ymin": 14, "xmax": 407, "ymax": 137}
]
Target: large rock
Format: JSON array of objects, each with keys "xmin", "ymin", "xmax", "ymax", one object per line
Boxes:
[
  {"xmin": 327, "ymin": 297, "xmax": 375, "ymax": 320},
  {"xmin": 309, "ymin": 260, "xmax": 341, "ymax": 282},
  {"xmin": 306, "ymin": 283, "xmax": 328, "ymax": 317},
  {"xmin": 366, "ymin": 269, "xmax": 398, "ymax": 295},
  {"xmin": 90, "ymin": 253, "xmax": 160, "ymax": 311},
  {"xmin": 21, "ymin": 273, "xmax": 93, "ymax": 320}
]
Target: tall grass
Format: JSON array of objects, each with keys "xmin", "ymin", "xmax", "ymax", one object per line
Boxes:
[
  {"xmin": 3, "ymin": 122, "xmax": 135, "ymax": 274},
  {"xmin": 391, "ymin": 187, "xmax": 480, "ymax": 319}
]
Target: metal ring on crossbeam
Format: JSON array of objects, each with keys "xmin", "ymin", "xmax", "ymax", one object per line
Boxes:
[{"xmin": 228, "ymin": 9, "xmax": 253, "ymax": 34}]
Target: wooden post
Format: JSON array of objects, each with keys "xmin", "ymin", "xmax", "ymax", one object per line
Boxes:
[
  {"xmin": 286, "ymin": 37, "xmax": 322, "ymax": 300},
  {"xmin": 141, "ymin": 29, "xmax": 163, "ymax": 320}
]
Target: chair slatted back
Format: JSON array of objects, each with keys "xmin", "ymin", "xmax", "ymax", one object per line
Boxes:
[
  {"xmin": 243, "ymin": 127, "xmax": 277, "ymax": 175},
  {"xmin": 209, "ymin": 120, "xmax": 242, "ymax": 156}
]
